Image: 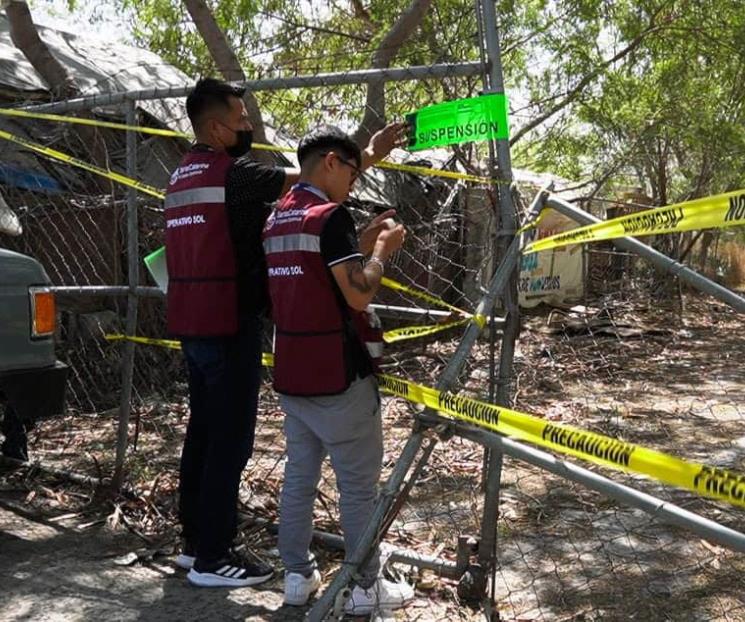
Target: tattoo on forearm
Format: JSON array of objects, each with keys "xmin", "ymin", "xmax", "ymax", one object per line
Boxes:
[{"xmin": 346, "ymin": 261, "xmax": 376, "ymax": 294}]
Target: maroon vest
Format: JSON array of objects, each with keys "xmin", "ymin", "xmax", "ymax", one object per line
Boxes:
[
  {"xmin": 165, "ymin": 149, "xmax": 237, "ymax": 336},
  {"xmin": 262, "ymin": 187, "xmax": 382, "ymax": 396}
]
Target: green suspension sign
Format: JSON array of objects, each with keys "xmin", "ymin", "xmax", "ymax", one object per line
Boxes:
[{"xmin": 406, "ymin": 93, "xmax": 510, "ymax": 152}]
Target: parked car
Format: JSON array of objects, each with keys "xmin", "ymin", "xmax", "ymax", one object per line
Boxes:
[{"xmin": 0, "ymin": 248, "xmax": 68, "ymax": 460}]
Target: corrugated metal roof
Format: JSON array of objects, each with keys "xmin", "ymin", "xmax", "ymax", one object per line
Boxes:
[
  {"xmin": 0, "ymin": 14, "xmax": 192, "ymax": 132},
  {"xmin": 0, "ymin": 15, "xmax": 196, "ymax": 195}
]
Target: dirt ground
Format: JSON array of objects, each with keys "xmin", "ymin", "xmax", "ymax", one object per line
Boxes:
[
  {"xmin": 0, "ymin": 499, "xmax": 294, "ymax": 622},
  {"xmin": 2, "ymin": 294, "xmax": 745, "ymax": 621}
]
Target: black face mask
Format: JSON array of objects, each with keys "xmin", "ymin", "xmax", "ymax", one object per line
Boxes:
[{"xmin": 226, "ymin": 128, "xmax": 253, "ymax": 158}]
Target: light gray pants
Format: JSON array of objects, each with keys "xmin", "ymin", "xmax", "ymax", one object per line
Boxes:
[{"xmin": 278, "ymin": 375, "xmax": 383, "ymax": 587}]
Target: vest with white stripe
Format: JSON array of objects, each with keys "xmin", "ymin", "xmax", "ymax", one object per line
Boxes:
[
  {"xmin": 263, "ymin": 187, "xmax": 382, "ymax": 396},
  {"xmin": 165, "ymin": 149, "xmax": 238, "ymax": 336}
]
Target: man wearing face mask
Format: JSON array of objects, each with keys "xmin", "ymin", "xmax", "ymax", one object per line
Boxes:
[{"xmin": 165, "ymin": 78, "xmax": 407, "ymax": 588}]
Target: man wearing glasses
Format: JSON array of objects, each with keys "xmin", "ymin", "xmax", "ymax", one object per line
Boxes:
[{"xmin": 263, "ymin": 125, "xmax": 413, "ymax": 615}]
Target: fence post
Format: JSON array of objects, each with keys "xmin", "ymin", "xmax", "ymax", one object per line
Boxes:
[
  {"xmin": 475, "ymin": 0, "xmax": 519, "ymax": 611},
  {"xmin": 112, "ymin": 98, "xmax": 139, "ymax": 490}
]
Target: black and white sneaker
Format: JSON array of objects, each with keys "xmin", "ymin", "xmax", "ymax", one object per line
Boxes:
[{"xmin": 187, "ymin": 552, "xmax": 274, "ymax": 588}]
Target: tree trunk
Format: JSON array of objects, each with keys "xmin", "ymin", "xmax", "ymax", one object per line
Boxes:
[
  {"xmin": 4, "ymin": 0, "xmax": 109, "ymax": 184},
  {"xmin": 698, "ymin": 231, "xmax": 715, "ymax": 273},
  {"xmin": 182, "ymin": 0, "xmax": 267, "ymax": 149},
  {"xmin": 352, "ymin": 0, "xmax": 432, "ymax": 146},
  {"xmin": 657, "ymin": 137, "xmax": 668, "ymax": 207},
  {"xmin": 4, "ymin": 0, "xmax": 76, "ymax": 98}
]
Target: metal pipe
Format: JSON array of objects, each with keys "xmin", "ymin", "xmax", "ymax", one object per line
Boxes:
[
  {"xmin": 546, "ymin": 196, "xmax": 745, "ymax": 313},
  {"xmin": 21, "ymin": 62, "xmax": 484, "ymax": 115},
  {"xmin": 452, "ymin": 423, "xmax": 745, "ymax": 553},
  {"xmin": 387, "ymin": 549, "xmax": 458, "ymax": 577},
  {"xmin": 478, "ymin": 1, "xmax": 518, "ymax": 591},
  {"xmin": 49, "ymin": 287, "xmax": 505, "ymax": 321},
  {"xmin": 50, "ymin": 285, "xmax": 164, "ymax": 298},
  {"xmin": 371, "ymin": 303, "xmax": 505, "ymax": 326},
  {"xmin": 256, "ymin": 519, "xmax": 459, "ymax": 577},
  {"xmin": 371, "ymin": 303, "xmax": 454, "ymax": 318},
  {"xmin": 112, "ymin": 100, "xmax": 139, "ymax": 490}
]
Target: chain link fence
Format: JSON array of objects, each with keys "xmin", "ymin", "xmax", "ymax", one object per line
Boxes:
[
  {"xmin": 2, "ymin": 4, "xmax": 745, "ymax": 620},
  {"xmin": 580, "ymin": 194, "xmax": 745, "ymax": 312}
]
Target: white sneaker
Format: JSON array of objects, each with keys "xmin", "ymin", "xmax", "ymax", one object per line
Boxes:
[
  {"xmin": 344, "ymin": 578, "xmax": 415, "ymax": 615},
  {"xmin": 283, "ymin": 569, "xmax": 322, "ymax": 606}
]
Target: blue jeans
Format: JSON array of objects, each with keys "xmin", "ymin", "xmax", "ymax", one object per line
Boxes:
[{"xmin": 178, "ymin": 315, "xmax": 263, "ymax": 563}]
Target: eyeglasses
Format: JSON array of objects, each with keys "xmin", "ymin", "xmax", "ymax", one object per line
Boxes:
[
  {"xmin": 337, "ymin": 156, "xmax": 362, "ymax": 180},
  {"xmin": 321, "ymin": 152, "xmax": 362, "ymax": 181}
]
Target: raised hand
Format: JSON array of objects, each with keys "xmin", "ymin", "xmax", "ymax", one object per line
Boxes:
[{"xmin": 366, "ymin": 122, "xmax": 409, "ymax": 163}]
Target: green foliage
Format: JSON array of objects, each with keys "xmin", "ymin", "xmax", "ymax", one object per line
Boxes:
[
  {"xmin": 110, "ymin": 0, "xmax": 745, "ymax": 204},
  {"xmin": 520, "ymin": 0, "xmax": 745, "ymax": 204}
]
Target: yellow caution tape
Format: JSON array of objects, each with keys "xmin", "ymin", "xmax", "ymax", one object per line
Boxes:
[
  {"xmin": 380, "ymin": 277, "xmax": 488, "ymax": 339},
  {"xmin": 0, "ymin": 129, "xmax": 165, "ymax": 200},
  {"xmin": 0, "ymin": 107, "xmax": 283, "ymax": 152},
  {"xmin": 381, "ymin": 277, "xmax": 470, "ymax": 317},
  {"xmin": 0, "ymin": 108, "xmax": 186, "ymax": 138},
  {"xmin": 107, "ymin": 314, "xmax": 467, "ymax": 352},
  {"xmin": 378, "ymin": 374, "xmax": 745, "ymax": 509},
  {"xmin": 383, "ymin": 317, "xmax": 470, "ymax": 343},
  {"xmin": 105, "ymin": 331, "xmax": 745, "ymax": 508},
  {"xmin": 524, "ymin": 189, "xmax": 745, "ymax": 254},
  {"xmin": 104, "ymin": 333, "xmax": 276, "ymax": 367},
  {"xmin": 0, "ymin": 108, "xmax": 498, "ymax": 185},
  {"xmin": 105, "ymin": 333, "xmax": 181, "ymax": 349},
  {"xmin": 472, "ymin": 313, "xmax": 487, "ymax": 329},
  {"xmin": 516, "ymin": 208, "xmax": 547, "ymax": 236},
  {"xmin": 375, "ymin": 160, "xmax": 496, "ymax": 185}
]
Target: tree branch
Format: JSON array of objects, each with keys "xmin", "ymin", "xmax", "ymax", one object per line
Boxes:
[
  {"xmin": 4, "ymin": 0, "xmax": 76, "ymax": 99},
  {"xmin": 4, "ymin": 0, "xmax": 109, "ymax": 180},
  {"xmin": 352, "ymin": 0, "xmax": 432, "ymax": 146},
  {"xmin": 510, "ymin": 22, "xmax": 663, "ymax": 146},
  {"xmin": 259, "ymin": 10, "xmax": 372, "ymax": 43},
  {"xmin": 182, "ymin": 0, "xmax": 268, "ymax": 148}
]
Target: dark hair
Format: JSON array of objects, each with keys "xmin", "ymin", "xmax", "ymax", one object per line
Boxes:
[
  {"xmin": 186, "ymin": 78, "xmax": 246, "ymax": 128},
  {"xmin": 297, "ymin": 125, "xmax": 362, "ymax": 169}
]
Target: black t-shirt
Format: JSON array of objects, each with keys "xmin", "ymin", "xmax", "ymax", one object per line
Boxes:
[
  {"xmin": 320, "ymin": 208, "xmax": 363, "ymax": 267},
  {"xmin": 320, "ymin": 207, "xmax": 373, "ymax": 381},
  {"xmin": 224, "ymin": 155, "xmax": 286, "ymax": 315}
]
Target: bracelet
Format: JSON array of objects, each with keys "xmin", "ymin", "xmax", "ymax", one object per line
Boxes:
[{"xmin": 367, "ymin": 256, "xmax": 386, "ymax": 274}]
